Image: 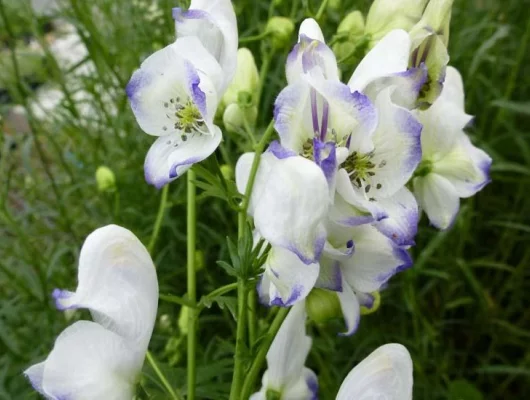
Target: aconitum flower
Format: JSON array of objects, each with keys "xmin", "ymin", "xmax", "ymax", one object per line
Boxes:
[
  {"xmin": 251, "ymin": 303, "xmax": 318, "ymax": 400},
  {"xmin": 412, "ymin": 66, "xmax": 492, "ymax": 229},
  {"xmin": 127, "ymin": 0, "xmax": 237, "ymax": 188},
  {"xmin": 24, "ymin": 225, "xmax": 158, "ymax": 399},
  {"xmin": 236, "ymin": 144, "xmax": 330, "ymax": 306}
]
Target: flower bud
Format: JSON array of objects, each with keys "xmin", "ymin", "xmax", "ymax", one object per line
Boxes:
[
  {"xmin": 222, "ymin": 48, "xmax": 259, "ymax": 107},
  {"xmin": 410, "ymin": 0, "xmax": 453, "ymax": 47},
  {"xmin": 220, "ymin": 164, "xmax": 234, "ymax": 180},
  {"xmin": 178, "ymin": 306, "xmax": 189, "ymax": 335},
  {"xmin": 223, "ymin": 103, "xmax": 258, "ymax": 132},
  {"xmin": 195, "ymin": 250, "xmax": 205, "ymax": 272},
  {"xmin": 332, "ymin": 11, "xmax": 366, "ymax": 66},
  {"xmin": 95, "ymin": 165, "xmax": 116, "ymax": 192},
  {"xmin": 337, "ymin": 10, "xmax": 365, "ymax": 37},
  {"xmin": 365, "ymin": 0, "xmax": 428, "ymax": 46},
  {"xmin": 305, "ymin": 288, "xmax": 342, "ymax": 324},
  {"xmin": 328, "ymin": 0, "xmax": 342, "ymax": 12},
  {"xmin": 265, "ymin": 16, "xmax": 295, "ymax": 49}
]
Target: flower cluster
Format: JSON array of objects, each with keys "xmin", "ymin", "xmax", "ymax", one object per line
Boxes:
[
  {"xmin": 236, "ymin": 13, "xmax": 491, "ymax": 338},
  {"xmin": 24, "ymin": 225, "xmax": 158, "ymax": 399}
]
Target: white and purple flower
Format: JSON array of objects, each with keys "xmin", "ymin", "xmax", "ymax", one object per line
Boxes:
[
  {"xmin": 412, "ymin": 66, "xmax": 492, "ymax": 229},
  {"xmin": 127, "ymin": 0, "xmax": 237, "ymax": 188},
  {"xmin": 24, "ymin": 225, "xmax": 158, "ymax": 399}
]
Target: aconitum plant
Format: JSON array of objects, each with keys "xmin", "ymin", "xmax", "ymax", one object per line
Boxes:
[{"xmin": 24, "ymin": 0, "xmax": 491, "ymax": 399}]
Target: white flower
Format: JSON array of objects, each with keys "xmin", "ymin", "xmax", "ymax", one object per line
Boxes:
[
  {"xmin": 336, "ymin": 343, "xmax": 413, "ymax": 400},
  {"xmin": 172, "ymin": 0, "xmax": 238, "ymax": 93},
  {"xmin": 236, "ymin": 144, "xmax": 330, "ymax": 306},
  {"xmin": 24, "ymin": 225, "xmax": 158, "ymax": 400},
  {"xmin": 127, "ymin": 37, "xmax": 224, "ymax": 188},
  {"xmin": 251, "ymin": 303, "xmax": 318, "ymax": 400},
  {"xmin": 412, "ymin": 66, "xmax": 492, "ymax": 229}
]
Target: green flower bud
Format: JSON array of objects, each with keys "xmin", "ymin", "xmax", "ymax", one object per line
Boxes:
[
  {"xmin": 337, "ymin": 10, "xmax": 365, "ymax": 36},
  {"xmin": 333, "ymin": 11, "xmax": 366, "ymax": 66},
  {"xmin": 95, "ymin": 165, "xmax": 116, "ymax": 192},
  {"xmin": 222, "ymin": 48, "xmax": 259, "ymax": 107},
  {"xmin": 220, "ymin": 164, "xmax": 234, "ymax": 180},
  {"xmin": 328, "ymin": 0, "xmax": 342, "ymax": 12},
  {"xmin": 410, "ymin": 0, "xmax": 453, "ymax": 47},
  {"xmin": 223, "ymin": 103, "xmax": 258, "ymax": 132},
  {"xmin": 266, "ymin": 16, "xmax": 295, "ymax": 49},
  {"xmin": 178, "ymin": 306, "xmax": 189, "ymax": 335},
  {"xmin": 365, "ymin": 0, "xmax": 428, "ymax": 46},
  {"xmin": 360, "ymin": 291, "xmax": 381, "ymax": 315},
  {"xmin": 306, "ymin": 288, "xmax": 342, "ymax": 324},
  {"xmin": 159, "ymin": 314, "xmax": 172, "ymax": 332},
  {"xmin": 195, "ymin": 250, "xmax": 205, "ymax": 272}
]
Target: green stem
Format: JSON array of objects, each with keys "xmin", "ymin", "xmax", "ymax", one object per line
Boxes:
[
  {"xmin": 201, "ymin": 282, "xmax": 239, "ymax": 304},
  {"xmin": 314, "ymin": 0, "xmax": 329, "ymax": 21},
  {"xmin": 148, "ymin": 185, "xmax": 169, "ymax": 254},
  {"xmin": 240, "ymin": 31, "xmax": 271, "ymax": 44},
  {"xmin": 247, "ymin": 289, "xmax": 257, "ymax": 346},
  {"xmin": 257, "ymin": 53, "xmax": 273, "ymax": 111},
  {"xmin": 229, "ymin": 281, "xmax": 249, "ymax": 400},
  {"xmin": 159, "ymin": 294, "xmax": 199, "ymax": 309},
  {"xmin": 187, "ymin": 169, "xmax": 198, "ymax": 400},
  {"xmin": 146, "ymin": 351, "xmax": 182, "ymax": 400},
  {"xmin": 240, "ymin": 308, "xmax": 290, "ymax": 399}
]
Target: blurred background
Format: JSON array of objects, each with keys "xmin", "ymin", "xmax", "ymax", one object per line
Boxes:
[{"xmin": 1, "ymin": 0, "xmax": 529, "ymax": 398}]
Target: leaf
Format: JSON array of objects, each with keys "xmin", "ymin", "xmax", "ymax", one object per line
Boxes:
[
  {"xmin": 491, "ymin": 99, "xmax": 530, "ymax": 115},
  {"xmin": 202, "ymin": 295, "xmax": 237, "ymax": 320},
  {"xmin": 448, "ymin": 379, "xmax": 484, "ymax": 400},
  {"xmin": 216, "ymin": 260, "xmax": 238, "ymax": 277}
]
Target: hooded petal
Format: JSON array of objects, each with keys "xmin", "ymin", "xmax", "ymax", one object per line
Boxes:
[
  {"xmin": 258, "ymin": 246, "xmax": 319, "ymax": 307},
  {"xmin": 144, "ymin": 125, "xmax": 222, "ymax": 188},
  {"xmin": 246, "ymin": 154, "xmax": 329, "ymax": 264},
  {"xmin": 374, "ymin": 187, "xmax": 419, "ymax": 246},
  {"xmin": 315, "ymin": 256, "xmax": 343, "ymax": 291},
  {"xmin": 341, "ymin": 225, "xmax": 412, "ymax": 294},
  {"xmin": 348, "ymin": 29, "xmax": 411, "ymax": 93},
  {"xmin": 336, "ymin": 343, "xmax": 413, "ymax": 400},
  {"xmin": 25, "ymin": 321, "xmax": 139, "ymax": 400},
  {"xmin": 173, "ymin": 0, "xmax": 238, "ymax": 92},
  {"xmin": 286, "ymin": 19, "xmax": 339, "ymax": 84},
  {"xmin": 413, "ymin": 172, "xmax": 460, "ymax": 230},
  {"xmin": 52, "ymin": 225, "xmax": 158, "ymax": 348},
  {"xmin": 126, "ymin": 37, "xmax": 222, "ymax": 136},
  {"xmin": 337, "ymin": 276, "xmax": 361, "ymax": 336}
]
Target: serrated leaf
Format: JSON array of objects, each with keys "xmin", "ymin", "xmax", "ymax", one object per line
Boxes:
[{"xmin": 216, "ymin": 260, "xmax": 238, "ymax": 277}]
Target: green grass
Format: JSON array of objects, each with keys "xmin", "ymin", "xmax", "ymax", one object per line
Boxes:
[{"xmin": 1, "ymin": 0, "xmax": 529, "ymax": 398}]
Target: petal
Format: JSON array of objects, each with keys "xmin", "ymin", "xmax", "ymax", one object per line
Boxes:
[
  {"xmin": 24, "ymin": 362, "xmax": 47, "ymax": 398},
  {"xmin": 329, "ymin": 189, "xmax": 376, "ymax": 227},
  {"xmin": 173, "ymin": 0, "xmax": 238, "ymax": 92},
  {"xmin": 336, "ymin": 343, "xmax": 413, "ymax": 400},
  {"xmin": 286, "ymin": 19, "xmax": 339, "ymax": 84},
  {"xmin": 274, "ymin": 78, "xmax": 315, "ymax": 153},
  {"xmin": 258, "ymin": 247, "xmax": 320, "ymax": 307},
  {"xmin": 413, "ymin": 173, "xmax": 460, "ymax": 230},
  {"xmin": 374, "ymin": 187, "xmax": 419, "ymax": 246},
  {"xmin": 282, "ymin": 368, "xmax": 318, "ymax": 400},
  {"xmin": 52, "ymin": 225, "xmax": 158, "ymax": 348},
  {"xmin": 266, "ymin": 303, "xmax": 312, "ymax": 388},
  {"xmin": 348, "ymin": 29, "xmax": 411, "ymax": 92},
  {"xmin": 26, "ymin": 321, "xmax": 139, "ymax": 400},
  {"xmin": 144, "ymin": 125, "xmax": 222, "ymax": 188},
  {"xmin": 253, "ymin": 156, "xmax": 329, "ymax": 264},
  {"xmin": 365, "ymin": 88, "xmax": 423, "ymax": 197},
  {"xmin": 433, "ymin": 133, "xmax": 492, "ymax": 198},
  {"xmin": 126, "ymin": 37, "xmax": 221, "ymax": 136},
  {"xmin": 314, "ymin": 139, "xmax": 338, "ymax": 192},
  {"xmin": 337, "ymin": 277, "xmax": 361, "ymax": 336},
  {"xmin": 315, "ymin": 256, "xmax": 343, "ymax": 291},
  {"xmin": 342, "ymin": 225, "xmax": 412, "ymax": 293}
]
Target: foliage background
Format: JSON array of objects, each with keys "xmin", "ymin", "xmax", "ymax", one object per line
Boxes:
[{"xmin": 1, "ymin": 0, "xmax": 529, "ymax": 398}]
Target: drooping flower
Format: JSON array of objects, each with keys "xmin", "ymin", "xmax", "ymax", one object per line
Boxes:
[
  {"xmin": 251, "ymin": 303, "xmax": 318, "ymax": 400},
  {"xmin": 412, "ymin": 66, "xmax": 492, "ymax": 229},
  {"xmin": 127, "ymin": 0, "xmax": 237, "ymax": 188},
  {"xmin": 24, "ymin": 225, "xmax": 158, "ymax": 399},
  {"xmin": 335, "ymin": 343, "xmax": 413, "ymax": 399},
  {"xmin": 236, "ymin": 143, "xmax": 330, "ymax": 306}
]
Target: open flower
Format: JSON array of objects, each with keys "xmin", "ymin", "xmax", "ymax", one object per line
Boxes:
[
  {"xmin": 128, "ymin": 1, "xmax": 237, "ymax": 188},
  {"xmin": 335, "ymin": 343, "xmax": 413, "ymax": 399},
  {"xmin": 24, "ymin": 225, "xmax": 158, "ymax": 399},
  {"xmin": 236, "ymin": 144, "xmax": 330, "ymax": 306},
  {"xmin": 251, "ymin": 303, "xmax": 318, "ymax": 400},
  {"xmin": 412, "ymin": 66, "xmax": 492, "ymax": 229}
]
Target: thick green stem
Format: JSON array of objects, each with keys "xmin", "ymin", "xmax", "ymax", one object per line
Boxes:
[
  {"xmin": 240, "ymin": 308, "xmax": 290, "ymax": 399},
  {"xmin": 187, "ymin": 169, "xmax": 197, "ymax": 400},
  {"xmin": 148, "ymin": 185, "xmax": 169, "ymax": 254},
  {"xmin": 230, "ymin": 281, "xmax": 249, "ymax": 400}
]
